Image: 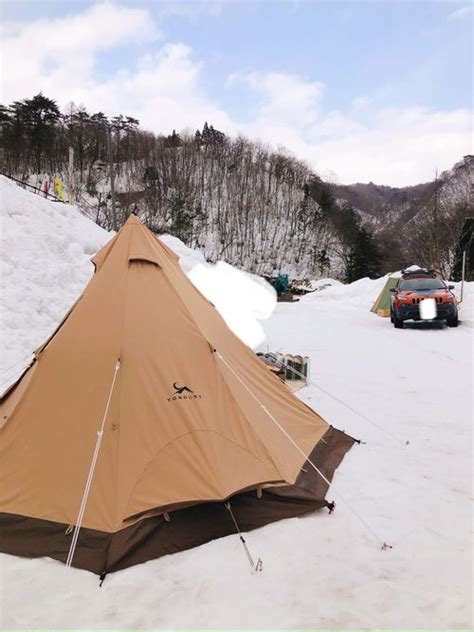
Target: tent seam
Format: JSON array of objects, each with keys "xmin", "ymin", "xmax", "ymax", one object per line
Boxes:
[
  {"xmin": 121, "ymin": 428, "xmax": 286, "ymax": 521},
  {"xmin": 113, "ymin": 228, "xmax": 133, "ymax": 529}
]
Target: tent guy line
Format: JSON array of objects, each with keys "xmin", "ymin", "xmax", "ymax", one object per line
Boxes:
[
  {"xmin": 312, "ymin": 382, "xmax": 409, "ymax": 448},
  {"xmin": 47, "ymin": 359, "xmax": 121, "ymax": 627},
  {"xmin": 215, "ymin": 350, "xmax": 392, "ymax": 550},
  {"xmin": 282, "ymin": 360, "xmax": 409, "ymax": 448},
  {"xmin": 65, "ymin": 359, "xmax": 121, "ymax": 569}
]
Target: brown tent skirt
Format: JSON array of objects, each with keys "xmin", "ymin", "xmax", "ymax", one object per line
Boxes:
[{"xmin": 0, "ymin": 427, "xmax": 354, "ymax": 575}]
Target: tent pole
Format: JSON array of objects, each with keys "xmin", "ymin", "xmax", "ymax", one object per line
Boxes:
[
  {"xmin": 460, "ymin": 250, "xmax": 466, "ymax": 303},
  {"xmin": 224, "ymin": 502, "xmax": 262, "ymax": 572}
]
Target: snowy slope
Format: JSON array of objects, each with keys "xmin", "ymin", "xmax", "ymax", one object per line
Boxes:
[
  {"xmin": 1, "ymin": 176, "xmax": 108, "ymax": 391},
  {"xmin": 1, "ymin": 178, "xmax": 473, "ymax": 630}
]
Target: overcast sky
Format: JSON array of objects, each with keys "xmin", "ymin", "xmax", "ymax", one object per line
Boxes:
[{"xmin": 2, "ymin": 0, "xmax": 472, "ymax": 186}]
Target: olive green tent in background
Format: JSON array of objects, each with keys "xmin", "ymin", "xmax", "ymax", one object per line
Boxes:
[{"xmin": 370, "ymin": 276, "xmax": 399, "ymax": 317}]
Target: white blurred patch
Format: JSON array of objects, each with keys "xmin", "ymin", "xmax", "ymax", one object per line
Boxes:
[
  {"xmin": 188, "ymin": 261, "xmax": 277, "ymax": 348},
  {"xmin": 420, "ymin": 298, "xmax": 437, "ymax": 320},
  {"xmin": 159, "ymin": 234, "xmax": 277, "ymax": 347}
]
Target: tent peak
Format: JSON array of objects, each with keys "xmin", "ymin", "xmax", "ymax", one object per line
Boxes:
[
  {"xmin": 124, "ymin": 214, "xmax": 143, "ymax": 226},
  {"xmin": 91, "ymin": 216, "xmax": 180, "ymax": 271}
]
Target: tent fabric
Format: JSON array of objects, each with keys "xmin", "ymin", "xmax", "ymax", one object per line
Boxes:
[
  {"xmin": 0, "ymin": 216, "xmax": 354, "ymax": 573},
  {"xmin": 0, "ymin": 427, "xmax": 353, "ymax": 575},
  {"xmin": 370, "ymin": 276, "xmax": 398, "ymax": 316}
]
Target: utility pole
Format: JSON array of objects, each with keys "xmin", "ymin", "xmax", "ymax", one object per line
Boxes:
[
  {"xmin": 460, "ymin": 250, "xmax": 466, "ymax": 302},
  {"xmin": 68, "ymin": 146, "xmax": 74, "ymax": 204},
  {"xmin": 433, "ymin": 168, "xmax": 439, "ymax": 269},
  {"xmin": 106, "ymin": 125, "xmax": 117, "ymax": 231}
]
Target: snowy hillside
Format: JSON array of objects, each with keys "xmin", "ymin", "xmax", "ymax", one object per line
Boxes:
[
  {"xmin": 1, "ymin": 178, "xmax": 473, "ymax": 629},
  {"xmin": 333, "ymin": 155, "xmax": 472, "ymax": 228}
]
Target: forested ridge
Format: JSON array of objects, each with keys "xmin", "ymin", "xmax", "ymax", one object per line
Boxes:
[{"xmin": 1, "ymin": 94, "xmax": 470, "ymax": 280}]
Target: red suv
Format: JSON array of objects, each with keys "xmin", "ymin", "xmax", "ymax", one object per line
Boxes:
[{"xmin": 390, "ymin": 269, "xmax": 458, "ymax": 329}]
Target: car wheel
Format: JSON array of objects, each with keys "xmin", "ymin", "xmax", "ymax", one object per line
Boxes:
[
  {"xmin": 393, "ymin": 311, "xmax": 404, "ymax": 329},
  {"xmin": 447, "ymin": 315, "xmax": 459, "ymax": 328}
]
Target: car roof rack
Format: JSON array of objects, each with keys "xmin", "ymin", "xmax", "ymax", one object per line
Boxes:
[{"xmin": 401, "ymin": 268, "xmax": 441, "ymax": 277}]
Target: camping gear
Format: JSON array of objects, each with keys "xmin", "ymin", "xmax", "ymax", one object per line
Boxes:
[
  {"xmin": 370, "ymin": 276, "xmax": 398, "ymax": 316},
  {"xmin": 0, "ymin": 216, "xmax": 354, "ymax": 575},
  {"xmin": 273, "ymin": 274, "xmax": 289, "ymax": 295},
  {"xmin": 256, "ymin": 352, "xmax": 286, "ymax": 380},
  {"xmin": 257, "ymin": 352, "xmax": 309, "ymax": 391},
  {"xmin": 266, "ymin": 274, "xmax": 299, "ymax": 302}
]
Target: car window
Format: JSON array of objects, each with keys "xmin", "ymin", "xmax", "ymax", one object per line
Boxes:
[{"xmin": 399, "ymin": 278, "xmax": 446, "ymax": 290}]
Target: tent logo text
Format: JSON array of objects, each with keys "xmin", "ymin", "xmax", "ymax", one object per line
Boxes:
[{"xmin": 168, "ymin": 382, "xmax": 202, "ymax": 403}]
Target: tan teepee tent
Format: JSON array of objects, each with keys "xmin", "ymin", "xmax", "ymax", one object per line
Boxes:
[{"xmin": 0, "ymin": 216, "xmax": 354, "ymax": 575}]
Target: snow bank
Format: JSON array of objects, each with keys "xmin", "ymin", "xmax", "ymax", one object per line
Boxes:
[
  {"xmin": 302, "ymin": 274, "xmax": 387, "ymax": 310},
  {"xmin": 457, "ymin": 280, "xmax": 474, "ymax": 327},
  {"xmin": 300, "ymin": 268, "xmax": 473, "ymax": 316},
  {"xmin": 0, "ymin": 176, "xmax": 109, "ymax": 390}
]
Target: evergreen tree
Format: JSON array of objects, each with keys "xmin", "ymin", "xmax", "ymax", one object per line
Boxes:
[
  {"xmin": 317, "ymin": 248, "xmax": 331, "ymax": 275},
  {"xmin": 0, "ymin": 104, "xmax": 11, "ymax": 124},
  {"xmin": 319, "ymin": 184, "xmax": 334, "ymax": 216},
  {"xmin": 125, "ymin": 116, "xmax": 139, "ymax": 130},
  {"xmin": 143, "ymin": 165, "xmax": 159, "ymax": 188},
  {"xmin": 346, "ymin": 226, "xmax": 381, "ymax": 282},
  {"xmin": 10, "ymin": 93, "xmax": 60, "ymax": 172},
  {"xmin": 164, "ymin": 130, "xmax": 182, "ymax": 148},
  {"xmin": 90, "ymin": 112, "xmax": 109, "ymax": 126},
  {"xmin": 202, "ymin": 122, "xmax": 211, "ymax": 144},
  {"xmin": 168, "ymin": 192, "xmax": 202, "ymax": 243}
]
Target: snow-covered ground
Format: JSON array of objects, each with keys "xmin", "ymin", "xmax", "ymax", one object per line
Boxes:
[{"xmin": 1, "ymin": 177, "xmax": 472, "ymax": 629}]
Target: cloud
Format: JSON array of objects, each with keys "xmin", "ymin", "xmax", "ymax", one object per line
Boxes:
[
  {"xmin": 247, "ymin": 72, "xmax": 324, "ymax": 128},
  {"xmin": 157, "ymin": 0, "xmax": 224, "ymax": 19},
  {"xmin": 352, "ymin": 96, "xmax": 373, "ymax": 110},
  {"xmin": 1, "ymin": 2, "xmax": 158, "ymax": 103},
  {"xmin": 1, "ymin": 2, "xmax": 233, "ymax": 132},
  {"xmin": 448, "ymin": 5, "xmax": 472, "ymax": 20},
  {"xmin": 307, "ymin": 107, "xmax": 472, "ymax": 185},
  {"xmin": 230, "ymin": 72, "xmax": 324, "ymax": 156},
  {"xmin": 90, "ymin": 43, "xmax": 235, "ymax": 132},
  {"xmin": 234, "ymin": 72, "xmax": 472, "ymax": 185},
  {"xmin": 1, "ymin": 2, "xmax": 472, "ymax": 186}
]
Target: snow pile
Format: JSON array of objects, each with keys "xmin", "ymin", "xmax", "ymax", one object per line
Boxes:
[
  {"xmin": 300, "ymin": 267, "xmax": 473, "ymax": 318},
  {"xmin": 0, "ymin": 177, "xmax": 276, "ymax": 393},
  {"xmin": 303, "ymin": 274, "xmax": 387, "ymax": 310},
  {"xmin": 0, "ymin": 177, "xmax": 109, "ymax": 390},
  {"xmin": 293, "ymin": 277, "xmax": 343, "ymax": 293},
  {"xmin": 458, "ymin": 281, "xmax": 474, "ymax": 326}
]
